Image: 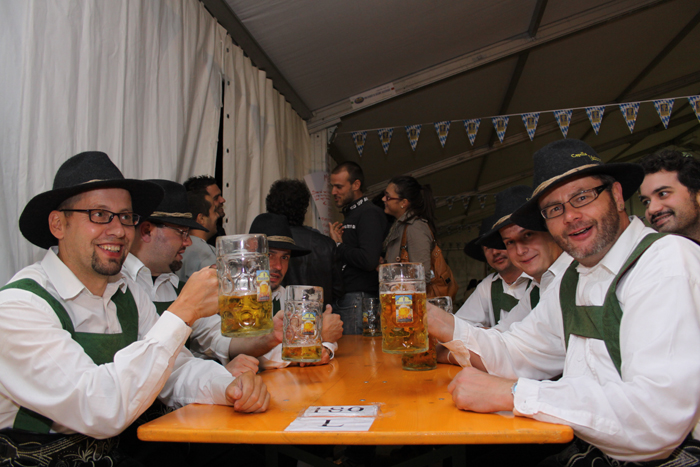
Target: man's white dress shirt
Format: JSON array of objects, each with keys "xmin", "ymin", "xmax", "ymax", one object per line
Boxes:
[
  {"xmin": 0, "ymin": 248, "xmax": 234, "ymax": 439},
  {"xmin": 122, "ymin": 253, "xmax": 231, "ymax": 364},
  {"xmin": 258, "ymin": 286, "xmax": 338, "ymax": 370},
  {"xmin": 455, "ymin": 272, "xmax": 531, "ymax": 328},
  {"xmin": 444, "ymin": 218, "xmax": 700, "ymax": 461}
]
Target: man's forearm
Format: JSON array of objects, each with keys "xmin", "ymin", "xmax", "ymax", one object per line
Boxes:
[{"xmin": 228, "ymin": 333, "xmax": 281, "ymax": 359}]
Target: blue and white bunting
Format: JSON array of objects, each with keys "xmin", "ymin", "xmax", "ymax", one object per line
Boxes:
[
  {"xmin": 554, "ymin": 109, "xmax": 573, "ymax": 138},
  {"xmin": 689, "ymin": 96, "xmax": 700, "ymax": 123},
  {"xmin": 586, "ymin": 106, "xmax": 605, "ymax": 135},
  {"xmin": 619, "ymin": 102, "xmax": 640, "ymax": 133},
  {"xmin": 351, "ymin": 131, "xmax": 367, "ymax": 157},
  {"xmin": 377, "ymin": 128, "xmax": 393, "ymax": 154},
  {"xmin": 463, "ymin": 119, "xmax": 480, "ymax": 146},
  {"xmin": 652, "ymin": 99, "xmax": 674, "ymax": 129},
  {"xmin": 521, "ymin": 113, "xmax": 540, "ymax": 141},
  {"xmin": 405, "ymin": 125, "xmax": 422, "ymax": 151},
  {"xmin": 491, "ymin": 117, "xmax": 509, "ymax": 143},
  {"xmin": 434, "ymin": 121, "xmax": 451, "ymax": 148}
]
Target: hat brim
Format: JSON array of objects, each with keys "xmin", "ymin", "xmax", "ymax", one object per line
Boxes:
[
  {"xmin": 20, "ymin": 179, "xmax": 165, "ymax": 249},
  {"xmin": 510, "ymin": 162, "xmax": 644, "ymax": 232},
  {"xmin": 268, "ymin": 240, "xmax": 311, "ymax": 257},
  {"xmin": 147, "ymin": 215, "xmax": 209, "ymax": 232},
  {"xmin": 464, "ymin": 237, "xmax": 486, "ymax": 262},
  {"xmin": 478, "ymin": 210, "xmax": 547, "ymax": 249}
]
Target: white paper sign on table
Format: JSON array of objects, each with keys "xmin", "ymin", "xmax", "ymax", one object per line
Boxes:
[
  {"xmin": 285, "ymin": 417, "xmax": 375, "ymax": 432},
  {"xmin": 302, "ymin": 405, "xmax": 379, "ymax": 418}
]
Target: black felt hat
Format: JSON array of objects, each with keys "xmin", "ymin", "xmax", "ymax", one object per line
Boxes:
[
  {"xmin": 145, "ymin": 180, "xmax": 208, "ymax": 232},
  {"xmin": 478, "ymin": 185, "xmax": 544, "ymax": 249},
  {"xmin": 19, "ymin": 151, "xmax": 164, "ymax": 249},
  {"xmin": 511, "ymin": 139, "xmax": 644, "ymax": 231},
  {"xmin": 249, "ymin": 213, "xmax": 311, "ymax": 257},
  {"xmin": 463, "ymin": 215, "xmax": 497, "ymax": 262}
]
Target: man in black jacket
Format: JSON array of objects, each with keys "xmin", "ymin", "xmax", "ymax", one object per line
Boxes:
[
  {"xmin": 265, "ymin": 179, "xmax": 343, "ymax": 309},
  {"xmin": 329, "ymin": 162, "xmax": 387, "ymax": 334}
]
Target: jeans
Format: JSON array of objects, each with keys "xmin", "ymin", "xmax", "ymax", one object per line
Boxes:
[{"xmin": 334, "ymin": 291, "xmax": 375, "ymax": 335}]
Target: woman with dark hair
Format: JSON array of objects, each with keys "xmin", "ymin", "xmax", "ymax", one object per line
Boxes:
[{"xmin": 381, "ymin": 175, "xmax": 437, "ymax": 278}]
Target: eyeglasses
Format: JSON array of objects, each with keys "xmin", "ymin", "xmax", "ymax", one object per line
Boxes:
[
  {"xmin": 540, "ymin": 184, "xmax": 610, "ymax": 220},
  {"xmin": 383, "ymin": 192, "xmax": 402, "ymax": 202},
  {"xmin": 60, "ymin": 209, "xmax": 140, "ymax": 226},
  {"xmin": 155, "ymin": 224, "xmax": 190, "ymax": 240}
]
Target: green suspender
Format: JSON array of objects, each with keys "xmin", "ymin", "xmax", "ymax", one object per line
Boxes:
[
  {"xmin": 530, "ymin": 285, "xmax": 540, "ymax": 308},
  {"xmin": 153, "ymin": 281, "xmax": 185, "ymax": 315},
  {"xmin": 273, "ymin": 298, "xmax": 282, "ymax": 316},
  {"xmin": 490, "ymin": 278, "xmax": 528, "ymax": 323},
  {"xmin": 0, "ymin": 279, "xmax": 139, "ymax": 433},
  {"xmin": 559, "ymin": 233, "xmax": 665, "ymax": 375}
]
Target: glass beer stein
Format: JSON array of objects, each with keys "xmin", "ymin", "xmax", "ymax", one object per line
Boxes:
[
  {"xmin": 379, "ymin": 263, "xmax": 428, "ymax": 354},
  {"xmin": 362, "ymin": 297, "xmax": 381, "ymax": 337},
  {"xmin": 401, "ymin": 297, "xmax": 450, "ymax": 370},
  {"xmin": 217, "ymin": 234, "xmax": 273, "ymax": 337},
  {"xmin": 282, "ymin": 286, "xmax": 324, "ymax": 362}
]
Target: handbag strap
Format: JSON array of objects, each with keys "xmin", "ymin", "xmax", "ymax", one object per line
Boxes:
[{"xmin": 399, "ymin": 226, "xmax": 410, "ymax": 262}]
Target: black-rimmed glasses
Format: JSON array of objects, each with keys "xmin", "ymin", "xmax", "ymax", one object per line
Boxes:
[
  {"xmin": 155, "ymin": 224, "xmax": 191, "ymax": 240},
  {"xmin": 59, "ymin": 209, "xmax": 140, "ymax": 226},
  {"xmin": 540, "ymin": 184, "xmax": 610, "ymax": 220},
  {"xmin": 383, "ymin": 192, "xmax": 402, "ymax": 202}
]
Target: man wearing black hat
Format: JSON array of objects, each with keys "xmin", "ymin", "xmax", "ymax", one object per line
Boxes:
[
  {"xmin": 455, "ymin": 213, "xmax": 529, "ymax": 330},
  {"xmin": 125, "ymin": 180, "xmax": 280, "ymax": 377},
  {"xmin": 0, "ymin": 152, "xmax": 269, "ymax": 465},
  {"xmin": 249, "ymin": 213, "xmax": 343, "ymax": 369},
  {"xmin": 438, "ymin": 140, "xmax": 700, "ymax": 464}
]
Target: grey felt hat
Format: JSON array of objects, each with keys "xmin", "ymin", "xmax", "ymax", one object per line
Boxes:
[
  {"xmin": 478, "ymin": 185, "xmax": 544, "ymax": 249},
  {"xmin": 249, "ymin": 213, "xmax": 311, "ymax": 257},
  {"xmin": 145, "ymin": 179, "xmax": 208, "ymax": 232}
]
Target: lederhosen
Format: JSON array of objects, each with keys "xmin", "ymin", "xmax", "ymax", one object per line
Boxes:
[
  {"xmin": 491, "ymin": 278, "xmax": 540, "ymax": 324},
  {"xmin": 545, "ymin": 233, "xmax": 700, "ymax": 467},
  {"xmin": 0, "ymin": 279, "xmax": 140, "ymax": 467}
]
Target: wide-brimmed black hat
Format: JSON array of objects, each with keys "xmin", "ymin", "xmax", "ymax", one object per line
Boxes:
[
  {"xmin": 510, "ymin": 139, "xmax": 644, "ymax": 231},
  {"xmin": 20, "ymin": 151, "xmax": 164, "ymax": 249},
  {"xmin": 145, "ymin": 180, "xmax": 208, "ymax": 232},
  {"xmin": 463, "ymin": 215, "xmax": 497, "ymax": 262},
  {"xmin": 478, "ymin": 185, "xmax": 545, "ymax": 249},
  {"xmin": 249, "ymin": 213, "xmax": 311, "ymax": 257}
]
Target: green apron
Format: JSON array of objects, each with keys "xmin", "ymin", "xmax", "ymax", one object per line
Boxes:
[
  {"xmin": 491, "ymin": 278, "xmax": 539, "ymax": 323},
  {"xmin": 558, "ymin": 233, "xmax": 664, "ymax": 375},
  {"xmin": 0, "ymin": 278, "xmax": 139, "ymax": 433},
  {"xmin": 153, "ymin": 281, "xmax": 185, "ymax": 316}
]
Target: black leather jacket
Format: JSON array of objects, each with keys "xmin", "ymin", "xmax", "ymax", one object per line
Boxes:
[{"xmin": 282, "ymin": 225, "xmax": 344, "ymax": 308}]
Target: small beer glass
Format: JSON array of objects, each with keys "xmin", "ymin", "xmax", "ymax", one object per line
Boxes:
[
  {"xmin": 362, "ymin": 297, "xmax": 381, "ymax": 337},
  {"xmin": 401, "ymin": 297, "xmax": 451, "ymax": 370},
  {"xmin": 217, "ymin": 234, "xmax": 273, "ymax": 337},
  {"xmin": 282, "ymin": 286, "xmax": 324, "ymax": 362},
  {"xmin": 379, "ymin": 263, "xmax": 428, "ymax": 354}
]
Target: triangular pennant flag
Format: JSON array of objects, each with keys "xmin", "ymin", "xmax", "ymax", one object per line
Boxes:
[
  {"xmin": 586, "ymin": 106, "xmax": 605, "ymax": 135},
  {"xmin": 521, "ymin": 112, "xmax": 540, "ymax": 141},
  {"xmin": 463, "ymin": 119, "xmax": 480, "ymax": 146},
  {"xmin": 652, "ymin": 99, "xmax": 674, "ymax": 129},
  {"xmin": 377, "ymin": 128, "xmax": 393, "ymax": 154},
  {"xmin": 405, "ymin": 125, "xmax": 422, "ymax": 151},
  {"xmin": 434, "ymin": 121, "xmax": 451, "ymax": 148},
  {"xmin": 491, "ymin": 116, "xmax": 509, "ymax": 143},
  {"xmin": 619, "ymin": 102, "xmax": 640, "ymax": 133},
  {"xmin": 554, "ymin": 109, "xmax": 573, "ymax": 138},
  {"xmin": 351, "ymin": 131, "xmax": 367, "ymax": 157},
  {"xmin": 688, "ymin": 96, "xmax": 700, "ymax": 123}
]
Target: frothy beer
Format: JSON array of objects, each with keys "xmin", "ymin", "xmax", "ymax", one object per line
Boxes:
[
  {"xmin": 380, "ymin": 292, "xmax": 428, "ymax": 354},
  {"xmin": 219, "ymin": 293, "xmax": 273, "ymax": 337}
]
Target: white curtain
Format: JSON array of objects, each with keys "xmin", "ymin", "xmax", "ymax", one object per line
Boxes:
[
  {"xmin": 0, "ymin": 0, "xmax": 224, "ymax": 285},
  {"xmin": 220, "ymin": 35, "xmax": 314, "ymax": 235}
]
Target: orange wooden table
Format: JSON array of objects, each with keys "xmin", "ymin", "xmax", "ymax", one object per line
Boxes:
[{"xmin": 138, "ymin": 335, "xmax": 573, "ymax": 449}]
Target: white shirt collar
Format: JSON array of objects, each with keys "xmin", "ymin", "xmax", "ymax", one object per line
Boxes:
[
  {"xmin": 123, "ymin": 253, "xmax": 179, "ymax": 289},
  {"xmin": 42, "ymin": 246, "xmax": 127, "ymax": 300},
  {"xmin": 576, "ymin": 216, "xmax": 647, "ymax": 277}
]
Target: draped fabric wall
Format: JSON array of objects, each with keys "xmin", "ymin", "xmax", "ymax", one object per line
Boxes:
[{"xmin": 220, "ymin": 34, "xmax": 314, "ymax": 235}]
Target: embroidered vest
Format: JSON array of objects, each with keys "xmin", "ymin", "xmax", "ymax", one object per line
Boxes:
[
  {"xmin": 0, "ymin": 279, "xmax": 139, "ymax": 433},
  {"xmin": 558, "ymin": 233, "xmax": 664, "ymax": 375}
]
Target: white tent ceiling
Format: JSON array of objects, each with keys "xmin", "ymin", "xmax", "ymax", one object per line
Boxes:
[{"xmin": 204, "ymin": 0, "xmax": 700, "ymax": 239}]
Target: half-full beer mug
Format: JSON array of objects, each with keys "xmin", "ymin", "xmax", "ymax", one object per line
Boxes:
[
  {"xmin": 379, "ymin": 263, "xmax": 428, "ymax": 354},
  {"xmin": 217, "ymin": 234, "xmax": 273, "ymax": 337},
  {"xmin": 401, "ymin": 296, "xmax": 451, "ymax": 370},
  {"xmin": 282, "ymin": 286, "xmax": 323, "ymax": 362}
]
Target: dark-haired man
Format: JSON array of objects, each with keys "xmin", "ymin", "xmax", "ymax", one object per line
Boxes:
[
  {"xmin": 639, "ymin": 149, "xmax": 700, "ymax": 242},
  {"xmin": 184, "ymin": 175, "xmax": 227, "ymax": 244},
  {"xmin": 432, "ymin": 140, "xmax": 700, "ymax": 464},
  {"xmin": 329, "ymin": 162, "xmax": 387, "ymax": 334},
  {"xmin": 0, "ymin": 152, "xmax": 268, "ymax": 465},
  {"xmin": 177, "ymin": 187, "xmax": 219, "ymax": 283},
  {"xmin": 266, "ymin": 179, "xmax": 343, "ymax": 308}
]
